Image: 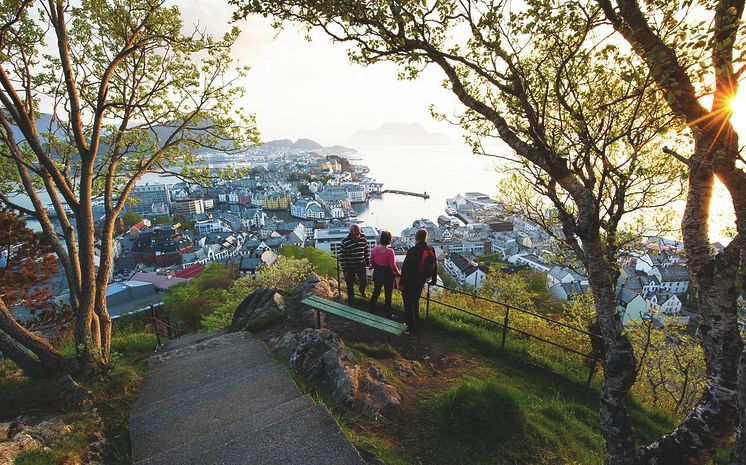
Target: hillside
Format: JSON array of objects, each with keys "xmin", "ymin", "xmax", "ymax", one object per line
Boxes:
[{"xmin": 349, "ymin": 122, "xmax": 450, "ymax": 146}]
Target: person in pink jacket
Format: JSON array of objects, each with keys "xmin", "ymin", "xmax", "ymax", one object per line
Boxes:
[{"xmin": 368, "ymin": 230, "xmax": 400, "ymax": 318}]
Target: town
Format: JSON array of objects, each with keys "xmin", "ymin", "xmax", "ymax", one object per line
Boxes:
[{"xmin": 49, "ymin": 141, "xmax": 710, "ymax": 336}]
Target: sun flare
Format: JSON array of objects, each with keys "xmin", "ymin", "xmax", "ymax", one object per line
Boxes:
[{"xmin": 728, "ymin": 90, "xmax": 746, "ymax": 133}]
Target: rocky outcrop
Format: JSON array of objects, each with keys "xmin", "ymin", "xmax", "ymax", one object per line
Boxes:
[
  {"xmin": 230, "ymin": 287, "xmax": 286, "ymax": 332},
  {"xmin": 293, "ymin": 274, "xmax": 337, "ymax": 300},
  {"xmin": 0, "ymin": 413, "xmax": 104, "ymax": 465},
  {"xmin": 274, "ymin": 329, "xmax": 401, "ymax": 418}
]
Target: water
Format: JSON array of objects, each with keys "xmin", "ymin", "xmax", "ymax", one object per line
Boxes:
[
  {"xmin": 11, "ymin": 143, "xmax": 734, "ymax": 244},
  {"xmin": 350, "ymin": 145, "xmax": 502, "ymax": 235}
]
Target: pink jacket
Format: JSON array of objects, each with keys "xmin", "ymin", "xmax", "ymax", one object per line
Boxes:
[{"xmin": 370, "ymin": 246, "xmax": 401, "ymax": 275}]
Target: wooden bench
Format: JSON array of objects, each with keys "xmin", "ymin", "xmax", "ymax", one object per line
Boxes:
[{"xmin": 301, "ymin": 295, "xmax": 407, "ymax": 339}]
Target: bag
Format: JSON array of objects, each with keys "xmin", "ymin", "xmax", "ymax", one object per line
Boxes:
[{"xmin": 416, "ymin": 246, "xmax": 436, "ymax": 283}]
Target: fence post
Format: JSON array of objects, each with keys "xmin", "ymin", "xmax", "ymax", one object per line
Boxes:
[
  {"xmin": 426, "ymin": 284, "xmax": 431, "ymax": 321},
  {"xmin": 501, "ymin": 306, "xmax": 510, "ymax": 351},
  {"xmin": 149, "ymin": 305, "xmax": 161, "ymax": 347}
]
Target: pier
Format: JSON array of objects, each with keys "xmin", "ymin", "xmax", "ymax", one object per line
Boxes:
[{"xmin": 381, "ymin": 189, "xmax": 430, "ymax": 199}]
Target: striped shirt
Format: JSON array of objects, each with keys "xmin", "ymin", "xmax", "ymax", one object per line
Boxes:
[{"xmin": 338, "ymin": 233, "xmax": 370, "ymax": 271}]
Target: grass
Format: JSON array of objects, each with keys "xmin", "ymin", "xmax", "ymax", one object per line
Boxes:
[{"xmin": 1, "ymin": 330, "xmax": 157, "ymax": 465}]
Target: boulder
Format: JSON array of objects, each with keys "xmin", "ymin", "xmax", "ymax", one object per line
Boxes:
[
  {"xmin": 230, "ymin": 287, "xmax": 286, "ymax": 332},
  {"xmin": 59, "ymin": 375, "xmax": 94, "ymax": 410},
  {"xmin": 274, "ymin": 328, "xmax": 400, "ymax": 417},
  {"xmin": 0, "ymin": 414, "xmax": 76, "ymax": 465},
  {"xmin": 293, "ymin": 274, "xmax": 337, "ymax": 300}
]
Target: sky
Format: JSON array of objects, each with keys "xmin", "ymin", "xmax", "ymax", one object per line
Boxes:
[{"xmin": 178, "ymin": 1, "xmax": 468, "ymax": 147}]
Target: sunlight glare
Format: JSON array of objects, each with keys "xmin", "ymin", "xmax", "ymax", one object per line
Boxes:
[{"xmin": 728, "ymin": 90, "xmax": 746, "ymax": 134}]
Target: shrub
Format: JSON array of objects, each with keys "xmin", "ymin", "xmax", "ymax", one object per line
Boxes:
[
  {"xmin": 434, "ymin": 379, "xmax": 525, "ymax": 443},
  {"xmin": 280, "ymin": 245, "xmax": 337, "ymax": 277}
]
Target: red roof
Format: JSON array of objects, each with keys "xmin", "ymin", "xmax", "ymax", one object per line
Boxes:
[
  {"xmin": 174, "ymin": 263, "xmax": 205, "ymax": 279},
  {"xmin": 129, "ymin": 272, "xmax": 188, "ymax": 290},
  {"xmin": 132, "ymin": 221, "xmax": 147, "ymax": 231}
]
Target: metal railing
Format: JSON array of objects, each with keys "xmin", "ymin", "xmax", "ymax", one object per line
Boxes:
[
  {"xmin": 334, "ymin": 257, "xmax": 602, "ymax": 385},
  {"xmin": 147, "ymin": 302, "xmax": 180, "ymax": 346}
]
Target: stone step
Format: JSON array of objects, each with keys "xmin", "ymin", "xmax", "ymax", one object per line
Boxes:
[
  {"xmin": 130, "ymin": 363, "xmax": 302, "ymax": 462},
  {"xmin": 147, "ymin": 334, "xmax": 260, "ymax": 375},
  {"xmin": 149, "ymin": 332, "xmax": 252, "ymax": 367},
  {"xmin": 156, "ymin": 331, "xmax": 225, "ymax": 352},
  {"xmin": 135, "ymin": 346, "xmax": 276, "ymax": 409},
  {"xmin": 134, "ymin": 395, "xmax": 317, "ymax": 465},
  {"xmin": 136, "ymin": 404, "xmax": 365, "ymax": 465}
]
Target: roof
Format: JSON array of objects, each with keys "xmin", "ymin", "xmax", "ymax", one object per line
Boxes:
[
  {"xmin": 174, "ymin": 263, "xmax": 206, "ymax": 279},
  {"xmin": 658, "ymin": 265, "xmax": 690, "ymax": 282},
  {"xmin": 129, "ymin": 272, "xmax": 189, "ymax": 290}
]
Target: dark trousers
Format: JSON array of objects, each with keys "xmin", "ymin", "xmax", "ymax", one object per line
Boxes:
[
  {"xmin": 402, "ymin": 282, "xmax": 425, "ymax": 329},
  {"xmin": 343, "ymin": 267, "xmax": 367, "ymax": 305},
  {"xmin": 369, "ymin": 266, "xmax": 395, "ymax": 316}
]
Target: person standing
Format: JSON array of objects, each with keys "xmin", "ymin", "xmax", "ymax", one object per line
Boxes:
[
  {"xmin": 400, "ymin": 229, "xmax": 437, "ymax": 333},
  {"xmin": 368, "ymin": 230, "xmax": 400, "ymax": 318},
  {"xmin": 338, "ymin": 224, "xmax": 370, "ymax": 305}
]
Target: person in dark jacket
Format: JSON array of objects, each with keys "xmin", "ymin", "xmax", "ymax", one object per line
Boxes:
[
  {"xmin": 338, "ymin": 224, "xmax": 370, "ymax": 305},
  {"xmin": 400, "ymin": 229, "xmax": 437, "ymax": 333}
]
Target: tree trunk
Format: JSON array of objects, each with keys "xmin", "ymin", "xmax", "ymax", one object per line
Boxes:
[
  {"xmin": 583, "ymin": 235, "xmax": 638, "ymax": 465},
  {"xmin": 95, "ymin": 221, "xmax": 115, "ymax": 361},
  {"xmin": 0, "ymin": 331, "xmax": 47, "ymax": 378},
  {"xmin": 0, "ymin": 298, "xmax": 70, "ymax": 377},
  {"xmin": 639, "ymin": 135, "xmax": 741, "ymax": 464}
]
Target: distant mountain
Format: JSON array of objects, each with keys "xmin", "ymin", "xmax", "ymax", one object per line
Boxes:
[
  {"xmin": 326, "ymin": 144, "xmax": 358, "ymax": 153},
  {"xmin": 349, "ymin": 122, "xmax": 450, "ymax": 146},
  {"xmin": 292, "ymin": 138, "xmax": 323, "ymax": 150},
  {"xmin": 264, "ymin": 139, "xmax": 294, "ymax": 148}
]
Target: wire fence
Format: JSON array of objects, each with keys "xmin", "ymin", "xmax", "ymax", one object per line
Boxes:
[{"xmin": 334, "ymin": 258, "xmax": 602, "ymax": 385}]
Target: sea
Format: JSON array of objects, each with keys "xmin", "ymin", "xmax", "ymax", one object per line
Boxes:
[{"xmin": 10, "ymin": 143, "xmax": 735, "ymax": 244}]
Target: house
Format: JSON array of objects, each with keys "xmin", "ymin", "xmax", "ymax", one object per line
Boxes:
[
  {"xmin": 650, "ymin": 265, "xmax": 690, "ymax": 295},
  {"xmin": 128, "ymin": 219, "xmax": 151, "ymax": 239},
  {"xmin": 546, "ymin": 265, "xmax": 588, "ymax": 287},
  {"xmin": 509, "ymin": 253, "xmax": 552, "ymax": 273},
  {"xmin": 128, "ymin": 272, "xmax": 189, "ymax": 291},
  {"xmin": 196, "ymin": 218, "xmax": 233, "ymax": 235},
  {"xmin": 549, "ymin": 282, "xmax": 590, "ymax": 301},
  {"xmin": 242, "ymin": 207, "xmax": 266, "ymax": 229},
  {"xmin": 444, "ymin": 253, "xmax": 488, "ymax": 288},
  {"xmin": 290, "ymin": 199, "xmax": 326, "ymax": 220}
]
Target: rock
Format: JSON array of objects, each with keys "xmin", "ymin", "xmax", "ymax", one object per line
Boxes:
[
  {"xmin": 0, "ymin": 441, "xmax": 22, "ymax": 465},
  {"xmin": 229, "ymin": 287, "xmax": 286, "ymax": 332},
  {"xmin": 274, "ymin": 328, "xmax": 401, "ymax": 418},
  {"xmin": 293, "ymin": 274, "xmax": 337, "ymax": 300},
  {"xmin": 0, "ymin": 423, "xmax": 9, "ymax": 440},
  {"xmin": 59, "ymin": 375, "xmax": 94, "ymax": 410},
  {"xmin": 393, "ymin": 359, "xmax": 421, "ymax": 378}
]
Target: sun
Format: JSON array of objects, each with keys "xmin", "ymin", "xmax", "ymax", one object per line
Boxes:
[{"xmin": 728, "ymin": 90, "xmax": 746, "ymax": 133}]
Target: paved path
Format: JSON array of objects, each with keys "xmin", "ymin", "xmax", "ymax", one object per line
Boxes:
[{"xmin": 129, "ymin": 331, "xmax": 366, "ymax": 465}]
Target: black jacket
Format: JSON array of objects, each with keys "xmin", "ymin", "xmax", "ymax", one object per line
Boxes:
[{"xmin": 400, "ymin": 241, "xmax": 437, "ymax": 286}]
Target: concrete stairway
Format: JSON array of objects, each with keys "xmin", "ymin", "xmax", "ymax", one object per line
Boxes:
[{"xmin": 130, "ymin": 331, "xmax": 366, "ymax": 465}]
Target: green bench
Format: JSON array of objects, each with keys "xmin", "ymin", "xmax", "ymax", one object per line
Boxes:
[{"xmin": 301, "ymin": 295, "xmax": 407, "ymax": 339}]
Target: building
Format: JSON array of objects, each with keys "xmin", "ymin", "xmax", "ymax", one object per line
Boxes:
[
  {"xmin": 314, "ymin": 226, "xmax": 379, "ymax": 256},
  {"xmin": 128, "ymin": 184, "xmax": 171, "ymax": 215},
  {"xmin": 444, "ymin": 253, "xmax": 488, "ymax": 288},
  {"xmin": 650, "ymin": 265, "xmax": 690, "ymax": 295},
  {"xmin": 290, "ymin": 199, "xmax": 326, "ymax": 220},
  {"xmin": 175, "ymin": 198, "xmax": 206, "ymax": 216},
  {"xmin": 196, "ymin": 218, "xmax": 233, "ymax": 235}
]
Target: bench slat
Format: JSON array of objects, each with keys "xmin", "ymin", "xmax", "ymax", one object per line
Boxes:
[
  {"xmin": 303, "ymin": 295, "xmax": 405, "ymax": 328},
  {"xmin": 304, "ymin": 301, "xmax": 403, "ymax": 335},
  {"xmin": 303, "ymin": 296, "xmax": 407, "ymax": 331},
  {"xmin": 301, "ymin": 296, "xmax": 407, "ymax": 336}
]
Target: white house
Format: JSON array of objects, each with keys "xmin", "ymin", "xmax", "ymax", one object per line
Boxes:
[
  {"xmin": 290, "ymin": 199, "xmax": 326, "ymax": 220},
  {"xmin": 546, "ymin": 265, "xmax": 588, "ymax": 287},
  {"xmin": 650, "ymin": 265, "xmax": 690, "ymax": 295},
  {"xmin": 444, "ymin": 253, "xmax": 488, "ymax": 288}
]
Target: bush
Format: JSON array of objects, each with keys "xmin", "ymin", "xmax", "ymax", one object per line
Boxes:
[
  {"xmin": 163, "ymin": 263, "xmax": 232, "ymax": 331},
  {"xmin": 201, "ymin": 256, "xmax": 314, "ymax": 331},
  {"xmin": 280, "ymin": 245, "xmax": 337, "ymax": 277},
  {"xmin": 434, "ymin": 379, "xmax": 525, "ymax": 443}
]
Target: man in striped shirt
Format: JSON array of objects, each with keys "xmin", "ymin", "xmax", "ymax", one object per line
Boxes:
[{"xmin": 338, "ymin": 224, "xmax": 370, "ymax": 305}]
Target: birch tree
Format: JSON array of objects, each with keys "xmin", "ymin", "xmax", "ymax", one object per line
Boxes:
[
  {"xmin": 231, "ymin": 0, "xmax": 716, "ymax": 463},
  {"xmin": 0, "ymin": 0, "xmax": 259, "ymax": 370}
]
